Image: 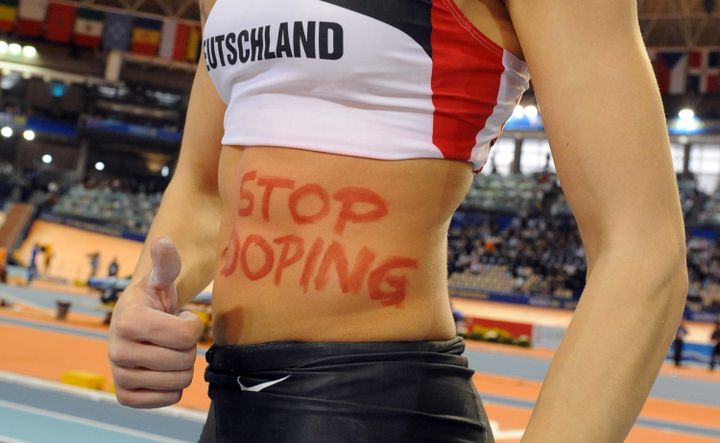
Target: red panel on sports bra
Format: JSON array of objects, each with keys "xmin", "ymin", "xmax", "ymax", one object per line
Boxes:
[{"xmin": 430, "ymin": 0, "xmax": 504, "ymax": 162}]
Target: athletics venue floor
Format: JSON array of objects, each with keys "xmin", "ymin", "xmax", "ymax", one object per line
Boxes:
[{"xmin": 0, "ymin": 221, "xmax": 718, "ymax": 442}]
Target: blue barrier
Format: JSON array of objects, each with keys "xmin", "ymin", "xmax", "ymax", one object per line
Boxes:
[
  {"xmin": 449, "ymin": 285, "xmax": 579, "ymax": 310},
  {"xmin": 83, "ymin": 117, "xmax": 182, "ymax": 143},
  {"xmin": 666, "ymin": 341, "xmax": 715, "ymax": 365}
]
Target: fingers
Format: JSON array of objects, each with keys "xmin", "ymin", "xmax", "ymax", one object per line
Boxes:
[
  {"xmin": 108, "ymin": 237, "xmax": 200, "ymax": 410},
  {"xmin": 147, "ymin": 237, "xmax": 182, "ymax": 313},
  {"xmin": 113, "ymin": 366, "xmax": 194, "ymax": 391},
  {"xmin": 115, "ymin": 388, "xmax": 183, "ymax": 409},
  {"xmin": 108, "ymin": 340, "xmax": 198, "ymax": 371},
  {"xmin": 113, "ymin": 308, "xmax": 204, "ymax": 350}
]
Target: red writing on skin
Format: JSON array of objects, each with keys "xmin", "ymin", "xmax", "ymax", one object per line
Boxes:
[
  {"xmin": 240, "ymin": 234, "xmax": 274, "ymax": 280},
  {"xmin": 237, "ymin": 170, "xmax": 388, "ymax": 233},
  {"xmin": 238, "ymin": 170, "xmax": 257, "ymax": 217},
  {"xmin": 221, "ymin": 231, "xmax": 417, "ymax": 306},
  {"xmin": 300, "ymin": 238, "xmax": 324, "ymax": 293},
  {"xmin": 368, "ymin": 257, "xmax": 419, "ymax": 307},
  {"xmin": 313, "ymin": 241, "xmax": 377, "ymax": 294},
  {"xmin": 289, "ymin": 183, "xmax": 330, "ymax": 224},
  {"xmin": 220, "ymin": 229, "xmax": 240, "ymax": 277},
  {"xmin": 332, "ymin": 187, "xmax": 388, "ymax": 235},
  {"xmin": 257, "ymin": 176, "xmax": 295, "ymax": 222},
  {"xmin": 273, "ymin": 235, "xmax": 304, "ymax": 286}
]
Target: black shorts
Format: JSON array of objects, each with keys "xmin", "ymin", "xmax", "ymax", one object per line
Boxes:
[{"xmin": 198, "ymin": 336, "xmax": 495, "ymax": 443}]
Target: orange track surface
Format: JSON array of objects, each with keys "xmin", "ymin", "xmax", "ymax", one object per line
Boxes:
[
  {"xmin": 17, "ymin": 220, "xmax": 144, "ymax": 283},
  {"xmin": 2, "ymin": 305, "xmax": 718, "ymax": 442},
  {"xmin": 0, "ymin": 307, "xmax": 212, "ymax": 411}
]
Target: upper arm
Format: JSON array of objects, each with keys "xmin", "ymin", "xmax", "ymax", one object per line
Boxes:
[
  {"xmin": 172, "ymin": 0, "xmax": 225, "ymax": 194},
  {"xmin": 505, "ymin": 0, "xmax": 685, "ymax": 267}
]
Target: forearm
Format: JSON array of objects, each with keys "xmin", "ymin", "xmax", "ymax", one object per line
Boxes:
[
  {"xmin": 521, "ymin": 251, "xmax": 687, "ymax": 442},
  {"xmin": 129, "ymin": 178, "xmax": 222, "ymax": 307}
]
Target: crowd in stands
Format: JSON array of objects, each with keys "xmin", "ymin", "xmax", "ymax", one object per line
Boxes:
[
  {"xmin": 449, "ymin": 173, "xmax": 586, "ymax": 301},
  {"xmin": 449, "ymin": 172, "xmax": 720, "ymax": 315},
  {"xmin": 687, "ymin": 236, "xmax": 720, "ymax": 315},
  {"xmin": 48, "ymin": 177, "xmax": 164, "ymax": 234}
]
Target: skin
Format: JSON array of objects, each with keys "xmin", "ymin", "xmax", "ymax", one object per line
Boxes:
[{"xmin": 108, "ymin": 1, "xmax": 688, "ymax": 441}]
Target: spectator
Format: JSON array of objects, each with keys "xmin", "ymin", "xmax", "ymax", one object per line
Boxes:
[
  {"xmin": 0, "ymin": 246, "xmax": 7, "ymax": 283},
  {"xmin": 108, "ymin": 257, "xmax": 119, "ymax": 277},
  {"xmin": 42, "ymin": 244, "xmax": 53, "ymax": 275},
  {"xmin": 673, "ymin": 321, "xmax": 688, "ymax": 368},
  {"xmin": 27, "ymin": 244, "xmax": 41, "ymax": 285},
  {"xmin": 88, "ymin": 252, "xmax": 100, "ymax": 280},
  {"xmin": 710, "ymin": 320, "xmax": 720, "ymax": 371}
]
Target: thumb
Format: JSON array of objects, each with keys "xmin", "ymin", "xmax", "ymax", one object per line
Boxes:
[{"xmin": 147, "ymin": 237, "xmax": 181, "ymax": 313}]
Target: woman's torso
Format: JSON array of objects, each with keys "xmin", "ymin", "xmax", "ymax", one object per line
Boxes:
[{"xmin": 207, "ymin": 0, "xmax": 523, "ymax": 345}]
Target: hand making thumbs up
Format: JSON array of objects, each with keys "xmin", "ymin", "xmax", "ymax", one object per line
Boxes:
[{"xmin": 108, "ymin": 237, "xmax": 204, "ymax": 408}]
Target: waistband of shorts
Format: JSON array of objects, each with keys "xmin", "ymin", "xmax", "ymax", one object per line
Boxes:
[{"xmin": 205, "ymin": 335, "xmax": 466, "ymax": 373}]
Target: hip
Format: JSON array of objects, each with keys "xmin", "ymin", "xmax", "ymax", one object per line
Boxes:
[
  {"xmin": 210, "ymin": 275, "xmax": 458, "ymax": 345},
  {"xmin": 199, "ymin": 336, "xmax": 495, "ymax": 443}
]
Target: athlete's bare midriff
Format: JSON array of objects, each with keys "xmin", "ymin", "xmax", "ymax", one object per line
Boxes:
[{"xmin": 211, "ymin": 146, "xmax": 473, "ymax": 345}]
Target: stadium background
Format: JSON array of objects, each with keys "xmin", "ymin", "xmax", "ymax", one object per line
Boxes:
[{"xmin": 0, "ymin": 0, "xmax": 718, "ymax": 442}]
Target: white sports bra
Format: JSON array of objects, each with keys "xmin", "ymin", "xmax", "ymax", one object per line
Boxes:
[{"xmin": 203, "ymin": 0, "xmax": 530, "ymax": 172}]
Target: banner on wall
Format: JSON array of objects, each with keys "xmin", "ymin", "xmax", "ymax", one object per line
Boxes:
[{"xmin": 464, "ymin": 317, "xmax": 533, "ymax": 341}]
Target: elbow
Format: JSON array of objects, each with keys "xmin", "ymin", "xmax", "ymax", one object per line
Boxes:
[
  {"xmin": 652, "ymin": 244, "xmax": 688, "ymax": 334},
  {"xmin": 591, "ymin": 223, "xmax": 688, "ymax": 303},
  {"xmin": 641, "ymin": 234, "xmax": 689, "ymax": 314},
  {"xmin": 655, "ymin": 228, "xmax": 688, "ymax": 303},
  {"xmin": 665, "ymin": 255, "xmax": 689, "ymax": 305}
]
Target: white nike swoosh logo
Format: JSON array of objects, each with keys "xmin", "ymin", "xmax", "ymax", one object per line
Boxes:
[{"xmin": 236, "ymin": 375, "xmax": 291, "ymax": 392}]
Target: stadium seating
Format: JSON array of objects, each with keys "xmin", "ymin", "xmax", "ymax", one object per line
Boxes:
[
  {"xmin": 50, "ymin": 184, "xmax": 161, "ymax": 234},
  {"xmin": 452, "ymin": 173, "xmax": 719, "ymax": 315},
  {"xmin": 464, "ymin": 173, "xmax": 546, "ymax": 213}
]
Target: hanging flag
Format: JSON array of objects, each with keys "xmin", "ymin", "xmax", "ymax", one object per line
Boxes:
[
  {"xmin": 158, "ymin": 17, "xmax": 177, "ymax": 59},
  {"xmin": 687, "ymin": 49, "xmax": 720, "ymax": 94},
  {"xmin": 0, "ymin": 0, "xmax": 17, "ymax": 32},
  {"xmin": 73, "ymin": 7, "xmax": 104, "ymax": 48},
  {"xmin": 16, "ymin": 0, "xmax": 48, "ymax": 36},
  {"xmin": 710, "ymin": 51, "xmax": 720, "ymax": 93},
  {"xmin": 650, "ymin": 50, "xmax": 688, "ymax": 95},
  {"xmin": 137, "ymin": 18, "xmax": 200, "ymax": 62},
  {"xmin": 102, "ymin": 12, "xmax": 132, "ymax": 51},
  {"xmin": 45, "ymin": 1, "xmax": 76, "ymax": 43},
  {"xmin": 171, "ymin": 22, "xmax": 192, "ymax": 61},
  {"xmin": 185, "ymin": 24, "xmax": 201, "ymax": 62},
  {"xmin": 131, "ymin": 17, "xmax": 162, "ymax": 56}
]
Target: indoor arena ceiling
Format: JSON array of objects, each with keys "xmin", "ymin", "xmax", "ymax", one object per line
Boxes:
[
  {"xmin": 74, "ymin": 0, "xmax": 720, "ymax": 48},
  {"xmin": 639, "ymin": 0, "xmax": 720, "ymax": 47},
  {"xmin": 75, "ymin": 0, "xmax": 199, "ymax": 21}
]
